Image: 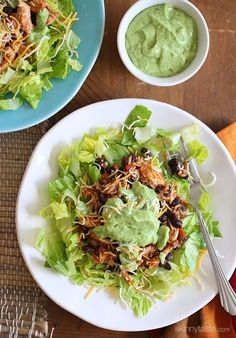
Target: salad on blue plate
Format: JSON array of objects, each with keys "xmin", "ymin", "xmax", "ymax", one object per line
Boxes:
[
  {"xmin": 37, "ymin": 105, "xmax": 221, "ymax": 316},
  {"xmin": 0, "ymin": 0, "xmax": 81, "ymax": 110}
]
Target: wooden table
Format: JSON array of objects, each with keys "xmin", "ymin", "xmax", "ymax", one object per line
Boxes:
[{"xmin": 46, "ymin": 0, "xmax": 236, "ymax": 336}]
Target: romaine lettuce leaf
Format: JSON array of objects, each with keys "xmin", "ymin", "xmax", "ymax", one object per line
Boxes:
[
  {"xmin": 48, "ymin": 173, "xmax": 77, "ymax": 202},
  {"xmin": 173, "ymin": 232, "xmax": 204, "ymax": 272},
  {"xmin": 81, "ymin": 164, "xmax": 101, "ymax": 185},
  {"xmin": 124, "ymin": 105, "xmax": 152, "ymax": 129},
  {"xmin": 187, "ymin": 140, "xmax": 208, "ymax": 164},
  {"xmin": 0, "ymin": 97, "xmax": 23, "ymax": 110},
  {"xmin": 0, "ymin": 68, "xmax": 16, "ymax": 85},
  {"xmin": 181, "ymin": 123, "xmax": 200, "ymax": 143},
  {"xmin": 134, "ymin": 126, "xmax": 156, "ymax": 143},
  {"xmin": 121, "ymin": 105, "xmax": 152, "ymax": 146},
  {"xmin": 118, "ymin": 278, "xmax": 152, "ymax": 317},
  {"xmin": 40, "ymin": 201, "xmax": 69, "ymax": 220},
  {"xmin": 36, "ymin": 8, "xmax": 49, "ymax": 30},
  {"xmin": 104, "ymin": 140, "xmax": 130, "ymax": 165},
  {"xmin": 199, "ymin": 191, "xmax": 222, "ymax": 237}
]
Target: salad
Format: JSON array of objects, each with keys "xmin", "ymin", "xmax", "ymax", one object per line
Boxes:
[
  {"xmin": 0, "ymin": 0, "xmax": 81, "ymax": 110},
  {"xmin": 37, "ymin": 105, "xmax": 221, "ymax": 317}
]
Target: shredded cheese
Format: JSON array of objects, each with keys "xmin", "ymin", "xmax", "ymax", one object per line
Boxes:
[{"xmin": 84, "ymin": 286, "xmax": 94, "ymax": 300}]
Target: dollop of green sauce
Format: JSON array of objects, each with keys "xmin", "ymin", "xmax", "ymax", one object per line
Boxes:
[
  {"xmin": 125, "ymin": 4, "xmax": 198, "ymax": 77},
  {"xmin": 92, "ymin": 182, "xmax": 160, "ymax": 246}
]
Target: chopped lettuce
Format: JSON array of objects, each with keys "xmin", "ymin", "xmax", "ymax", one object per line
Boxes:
[
  {"xmin": 124, "ymin": 105, "xmax": 152, "ymax": 129},
  {"xmin": 157, "ymin": 226, "xmax": 170, "ymax": 250},
  {"xmin": 187, "ymin": 140, "xmax": 208, "ymax": 164},
  {"xmin": 181, "ymin": 123, "xmax": 200, "ymax": 143},
  {"xmin": 0, "ymin": 68, "xmax": 16, "ymax": 85},
  {"xmin": 134, "ymin": 126, "xmax": 156, "ymax": 143},
  {"xmin": 0, "ymin": 97, "xmax": 23, "ymax": 110},
  {"xmin": 48, "ymin": 173, "xmax": 77, "ymax": 203},
  {"xmin": 104, "ymin": 140, "xmax": 130, "ymax": 165},
  {"xmin": 121, "ymin": 105, "xmax": 152, "ymax": 146},
  {"xmin": 198, "ymin": 191, "xmax": 222, "ymax": 238}
]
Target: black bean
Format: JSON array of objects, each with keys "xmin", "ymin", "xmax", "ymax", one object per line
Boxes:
[
  {"xmin": 95, "ymin": 156, "xmax": 109, "ymax": 172},
  {"xmin": 141, "ymin": 147, "xmax": 148, "ymax": 154},
  {"xmin": 3, "ymin": 6, "xmax": 14, "ymax": 15},
  {"xmin": 144, "ymin": 151, "xmax": 152, "ymax": 158},
  {"xmin": 95, "ymin": 157, "xmax": 101, "ymax": 163},
  {"xmin": 131, "ymin": 153, "xmax": 137, "ymax": 162},
  {"xmin": 165, "ymin": 252, "xmax": 173, "ymax": 261},
  {"xmin": 155, "ymin": 184, "xmax": 164, "ymax": 194},
  {"xmin": 170, "ymin": 197, "xmax": 180, "ymax": 207},
  {"xmin": 180, "ymin": 173, "xmax": 189, "ymax": 179},
  {"xmin": 168, "ymin": 213, "xmax": 183, "ymax": 228},
  {"xmin": 160, "ymin": 262, "xmax": 171, "ymax": 270},
  {"xmin": 159, "ymin": 213, "xmax": 168, "ymax": 223},
  {"xmin": 173, "ymin": 246, "xmax": 180, "ymax": 251},
  {"xmin": 31, "ymin": 12, "xmax": 37, "ymax": 25},
  {"xmin": 83, "ymin": 245, "xmax": 95, "ymax": 255},
  {"xmin": 141, "ymin": 147, "xmax": 152, "ymax": 158},
  {"xmin": 95, "ymin": 155, "xmax": 107, "ymax": 164},
  {"xmin": 121, "ymin": 196, "xmax": 127, "ymax": 204},
  {"xmin": 168, "ymin": 158, "xmax": 182, "ymax": 174},
  {"xmin": 99, "ymin": 193, "xmax": 107, "ymax": 204}
]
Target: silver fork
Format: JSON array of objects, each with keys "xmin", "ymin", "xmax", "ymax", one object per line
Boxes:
[{"xmin": 177, "ymin": 138, "xmax": 236, "ymax": 315}]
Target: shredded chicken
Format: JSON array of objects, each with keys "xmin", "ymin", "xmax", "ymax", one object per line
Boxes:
[
  {"xmin": 120, "ymin": 270, "xmax": 132, "ymax": 284},
  {"xmin": 169, "ymin": 227, "xmax": 179, "ymax": 242},
  {"xmin": 146, "ymin": 256, "xmax": 160, "ymax": 269},
  {"xmin": 28, "ymin": 0, "xmax": 47, "ymax": 13},
  {"xmin": 159, "ymin": 184, "xmax": 177, "ymax": 203},
  {"xmin": 47, "ymin": 7, "xmax": 59, "ymax": 25},
  {"xmin": 16, "ymin": 2, "xmax": 33, "ymax": 34},
  {"xmin": 0, "ymin": 47, "xmax": 15, "ymax": 72},
  {"xmin": 89, "ymin": 232, "xmax": 113, "ymax": 246},
  {"xmin": 139, "ymin": 160, "xmax": 165, "ymax": 189},
  {"xmin": 81, "ymin": 186, "xmax": 101, "ymax": 212},
  {"xmin": 92, "ymin": 247, "xmax": 117, "ymax": 266},
  {"xmin": 81, "ymin": 216, "xmax": 103, "ymax": 228},
  {"xmin": 28, "ymin": 0, "xmax": 58, "ymax": 24},
  {"xmin": 177, "ymin": 160, "xmax": 190, "ymax": 178},
  {"xmin": 172, "ymin": 201, "xmax": 188, "ymax": 219}
]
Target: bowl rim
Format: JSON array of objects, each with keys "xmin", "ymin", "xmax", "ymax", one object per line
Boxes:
[{"xmin": 117, "ymin": 0, "xmax": 210, "ymax": 86}]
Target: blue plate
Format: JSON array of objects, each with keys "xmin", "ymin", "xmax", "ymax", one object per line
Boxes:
[{"xmin": 0, "ymin": 0, "xmax": 105, "ymax": 133}]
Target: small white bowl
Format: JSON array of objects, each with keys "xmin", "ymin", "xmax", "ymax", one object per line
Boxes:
[{"xmin": 117, "ymin": 0, "xmax": 210, "ymax": 86}]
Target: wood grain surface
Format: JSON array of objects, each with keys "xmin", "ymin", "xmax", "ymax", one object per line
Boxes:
[{"xmin": 45, "ymin": 0, "xmax": 236, "ymax": 336}]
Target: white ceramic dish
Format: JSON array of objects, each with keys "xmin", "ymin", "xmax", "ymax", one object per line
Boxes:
[
  {"xmin": 16, "ymin": 99, "xmax": 236, "ymax": 331},
  {"xmin": 117, "ymin": 0, "xmax": 210, "ymax": 86}
]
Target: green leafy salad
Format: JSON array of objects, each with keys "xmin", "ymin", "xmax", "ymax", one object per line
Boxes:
[
  {"xmin": 0, "ymin": 0, "xmax": 81, "ymax": 110},
  {"xmin": 37, "ymin": 105, "xmax": 221, "ymax": 316}
]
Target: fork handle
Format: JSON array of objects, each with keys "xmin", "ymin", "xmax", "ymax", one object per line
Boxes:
[{"xmin": 195, "ymin": 208, "xmax": 236, "ymax": 315}]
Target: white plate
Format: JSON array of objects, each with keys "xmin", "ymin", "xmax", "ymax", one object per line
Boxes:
[{"xmin": 16, "ymin": 99, "xmax": 236, "ymax": 331}]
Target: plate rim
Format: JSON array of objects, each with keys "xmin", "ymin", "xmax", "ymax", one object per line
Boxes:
[
  {"xmin": 16, "ymin": 98, "xmax": 236, "ymax": 331},
  {"xmin": 0, "ymin": 1, "xmax": 105, "ymax": 133}
]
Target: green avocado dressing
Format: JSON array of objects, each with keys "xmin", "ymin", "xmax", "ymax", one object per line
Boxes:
[
  {"xmin": 125, "ymin": 4, "xmax": 198, "ymax": 77},
  {"xmin": 92, "ymin": 182, "xmax": 161, "ymax": 246}
]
